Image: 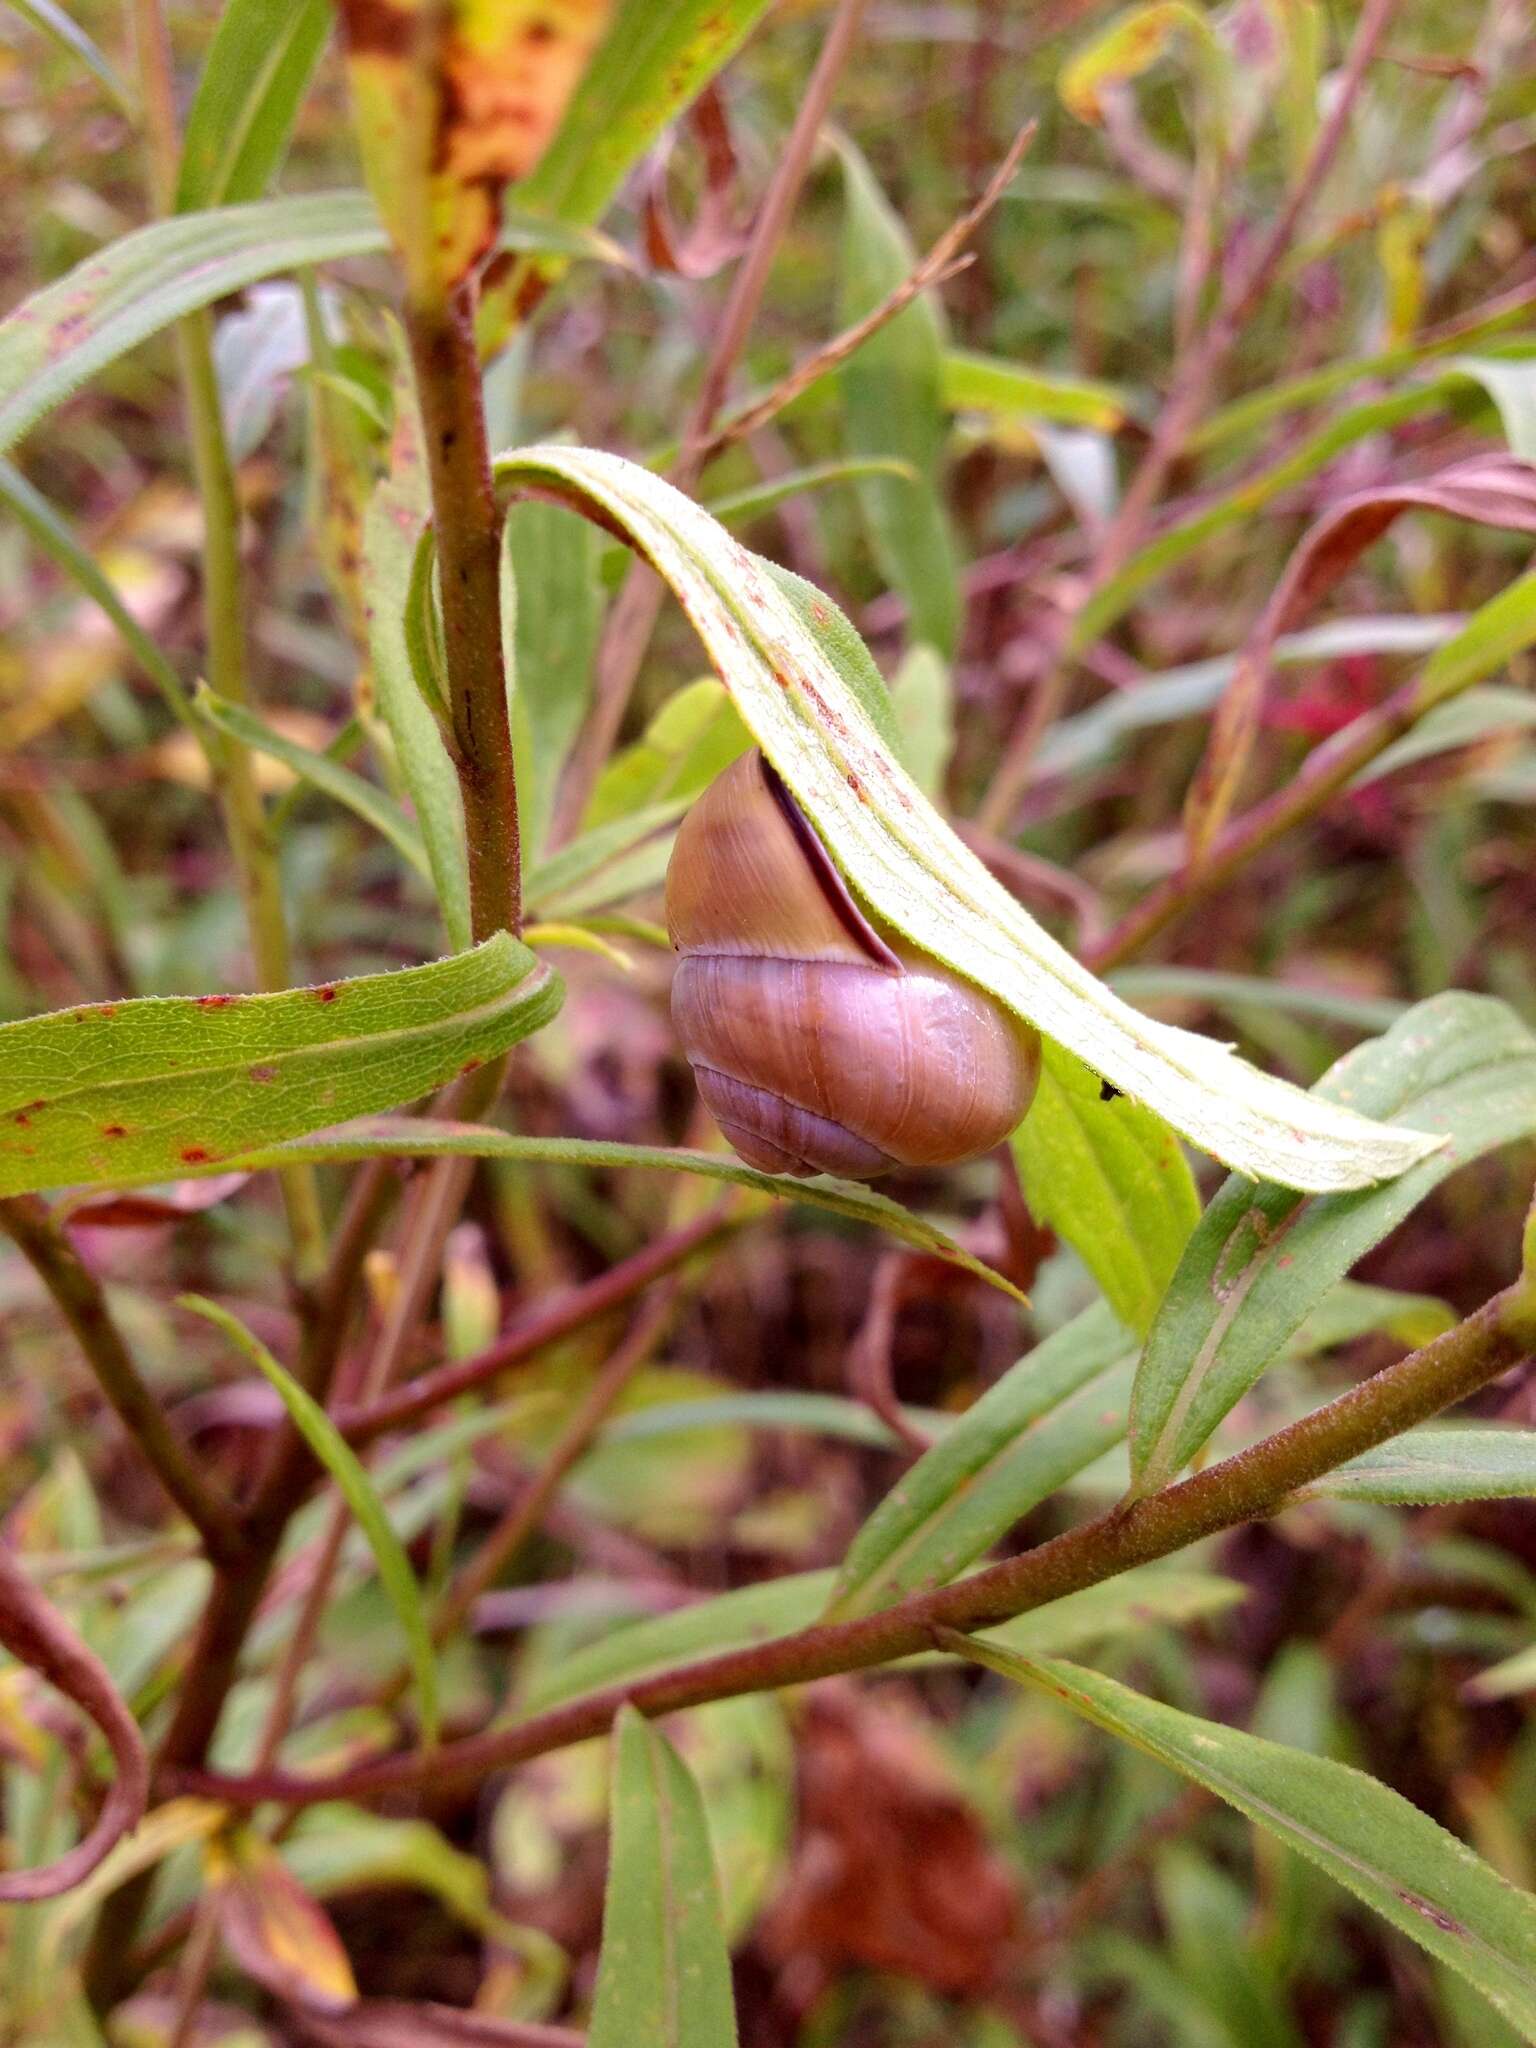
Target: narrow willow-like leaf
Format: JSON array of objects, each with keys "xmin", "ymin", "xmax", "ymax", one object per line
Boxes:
[
  {"xmin": 981, "ymin": 1568, "xmax": 1244, "ymax": 1660},
  {"xmin": 505, "ymin": 496, "xmax": 604, "ymax": 857},
  {"xmin": 1039, "ymin": 616, "xmax": 1461, "ymax": 781},
  {"xmin": 521, "ymin": 1572, "xmax": 837, "ymax": 1715},
  {"xmin": 194, "ymin": 689, "xmax": 430, "ymax": 879},
  {"xmin": 515, "ymin": 0, "xmax": 773, "ymax": 230},
  {"xmin": 522, "ymin": 1559, "xmax": 1239, "ymax": 1722},
  {"xmin": 1130, "ymin": 995, "xmax": 1536, "ymax": 1497},
  {"xmin": 1060, "ymin": 0, "xmax": 1226, "ymax": 122},
  {"xmin": 1012, "ymin": 1043, "xmax": 1200, "ymax": 1336},
  {"xmin": 1109, "ymin": 966, "xmax": 1407, "ymax": 1033},
  {"xmin": 1352, "ymin": 686, "xmax": 1536, "ymax": 787},
  {"xmin": 206, "ymin": 1826, "xmax": 358, "ymax": 2013},
  {"xmin": 0, "ymin": 936, "xmax": 559, "ymax": 1197},
  {"xmin": 1466, "ymin": 1645, "xmax": 1536, "ymax": 1704},
  {"xmin": 941, "ymin": 348, "xmax": 1130, "ymax": 432},
  {"xmin": 175, "ymin": 0, "xmax": 330, "ymax": 211},
  {"xmin": 590, "ymin": 1706, "xmax": 739, "ymax": 2048},
  {"xmin": 184, "ymin": 1297, "xmax": 439, "ymax": 1748},
  {"xmin": 491, "ymin": 444, "xmax": 1436, "ymax": 1192},
  {"xmin": 1075, "ymin": 375, "xmax": 1491, "ymax": 648},
  {"xmin": 0, "ymin": 194, "xmax": 619, "ymax": 458},
  {"xmin": 706, "ymin": 458, "xmax": 917, "ymax": 530},
  {"xmin": 584, "ymin": 678, "xmax": 750, "ymax": 834},
  {"xmin": 1300, "ymin": 1428, "xmax": 1536, "ymax": 1507},
  {"xmin": 525, "ymin": 800, "xmax": 690, "ymax": 911},
  {"xmin": 838, "ymin": 140, "xmax": 961, "ymax": 658},
  {"xmin": 364, "ymin": 440, "xmax": 472, "ymax": 951},
  {"xmin": 181, "ymin": 1117, "xmax": 1028, "ymax": 1300},
  {"xmin": 827, "ymin": 1302, "xmax": 1138, "ymax": 1621},
  {"xmin": 958, "ymin": 1644, "xmax": 1536, "ymax": 2037},
  {"xmin": 0, "ymin": 457, "xmax": 192, "ymax": 726}
]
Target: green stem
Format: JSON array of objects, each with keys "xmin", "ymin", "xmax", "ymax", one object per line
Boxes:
[
  {"xmin": 0, "ymin": 1195, "xmax": 246, "ymax": 1569},
  {"xmin": 179, "ymin": 1282, "xmax": 1536, "ymax": 1811},
  {"xmin": 127, "ymin": 0, "xmax": 324, "ymax": 1279}
]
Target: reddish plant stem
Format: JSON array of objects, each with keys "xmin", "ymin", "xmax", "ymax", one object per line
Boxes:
[
  {"xmin": 1079, "ymin": 657, "xmax": 1476, "ymax": 970},
  {"xmin": 0, "ymin": 1195, "xmax": 245, "ymax": 1568},
  {"xmin": 177, "ymin": 1286, "xmax": 1536, "ymax": 1812},
  {"xmin": 80, "ymin": 1161, "xmax": 399, "ymax": 2007},
  {"xmin": 337, "ymin": 1203, "xmax": 737, "ymax": 1448},
  {"xmin": 433, "ymin": 1280, "xmax": 683, "ymax": 1640},
  {"xmin": 976, "ymin": 0, "xmax": 1400, "ymax": 832},
  {"xmin": 403, "ymin": 286, "xmax": 522, "ymax": 941}
]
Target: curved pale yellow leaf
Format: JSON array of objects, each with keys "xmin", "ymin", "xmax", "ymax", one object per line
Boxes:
[{"xmin": 492, "ymin": 445, "xmax": 1439, "ymax": 1194}]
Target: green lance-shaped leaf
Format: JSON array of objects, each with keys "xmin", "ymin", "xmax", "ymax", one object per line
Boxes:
[
  {"xmin": 838, "ymin": 140, "xmax": 962, "ymax": 660},
  {"xmin": 585, "ymin": 677, "xmax": 751, "ymax": 834},
  {"xmin": 515, "ymin": 0, "xmax": 774, "ymax": 232},
  {"xmin": 1299, "ymin": 1427, "xmax": 1536, "ymax": 1508},
  {"xmin": 521, "ymin": 1571, "xmax": 837, "ymax": 1716},
  {"xmin": 590, "ymin": 1706, "xmax": 739, "ymax": 2048},
  {"xmin": 184, "ymin": 1297, "xmax": 440, "ymax": 1748},
  {"xmin": 175, "ymin": 0, "xmax": 331, "ymax": 212},
  {"xmin": 0, "ymin": 193, "xmax": 620, "ymax": 460},
  {"xmin": 177, "ymin": 1117, "xmax": 1027, "ymax": 1300},
  {"xmin": 364, "ymin": 402, "xmax": 474, "ymax": 952},
  {"xmin": 941, "ymin": 348, "xmax": 1130, "ymax": 433},
  {"xmin": 0, "ymin": 934, "xmax": 560, "ymax": 1198},
  {"xmin": 1130, "ymin": 994, "xmax": 1536, "ymax": 1497},
  {"xmin": 827, "ymin": 1302, "xmax": 1138, "ymax": 1621},
  {"xmin": 519, "ymin": 1559, "xmax": 1241, "ymax": 1721},
  {"xmin": 954, "ymin": 1642, "xmax": 1536, "ymax": 2040},
  {"xmin": 194, "ymin": 689, "xmax": 431, "ymax": 881},
  {"xmin": 1012, "ymin": 1043, "xmax": 1201, "ymax": 1336},
  {"xmin": 504, "ymin": 495, "xmax": 604, "ymax": 858},
  {"xmin": 490, "ymin": 443, "xmax": 1438, "ymax": 1193}
]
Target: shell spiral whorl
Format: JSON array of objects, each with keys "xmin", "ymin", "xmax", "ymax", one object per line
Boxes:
[{"xmin": 664, "ymin": 749, "xmax": 1041, "ymax": 1179}]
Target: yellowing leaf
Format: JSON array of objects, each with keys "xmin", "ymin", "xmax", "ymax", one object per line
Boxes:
[
  {"xmin": 209, "ymin": 1827, "xmax": 358, "ymax": 2012},
  {"xmin": 1060, "ymin": 0, "xmax": 1222, "ymax": 122},
  {"xmin": 338, "ymin": 0, "xmax": 613, "ymax": 296}
]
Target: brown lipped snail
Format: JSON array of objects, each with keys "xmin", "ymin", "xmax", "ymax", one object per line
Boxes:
[{"xmin": 664, "ymin": 749, "xmax": 1042, "ymax": 1179}]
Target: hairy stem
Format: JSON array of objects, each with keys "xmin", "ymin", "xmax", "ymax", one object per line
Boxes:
[
  {"xmin": 179, "ymin": 1283, "xmax": 1536, "ymax": 1812},
  {"xmin": 404, "ymin": 287, "xmax": 522, "ymax": 941}
]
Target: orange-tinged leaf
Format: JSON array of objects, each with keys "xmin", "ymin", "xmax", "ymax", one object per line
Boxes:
[
  {"xmin": 209, "ymin": 1828, "xmax": 359, "ymax": 2013},
  {"xmin": 337, "ymin": 0, "xmax": 613, "ymax": 296}
]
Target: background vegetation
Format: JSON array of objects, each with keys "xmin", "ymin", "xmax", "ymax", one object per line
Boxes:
[{"xmin": 3, "ymin": 0, "xmax": 1536, "ymax": 2042}]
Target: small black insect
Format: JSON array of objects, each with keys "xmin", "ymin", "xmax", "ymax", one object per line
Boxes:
[{"xmin": 1098, "ymin": 1079, "xmax": 1124, "ymax": 1103}]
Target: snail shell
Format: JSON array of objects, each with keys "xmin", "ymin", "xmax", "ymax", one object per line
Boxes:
[{"xmin": 665, "ymin": 749, "xmax": 1041, "ymax": 1179}]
